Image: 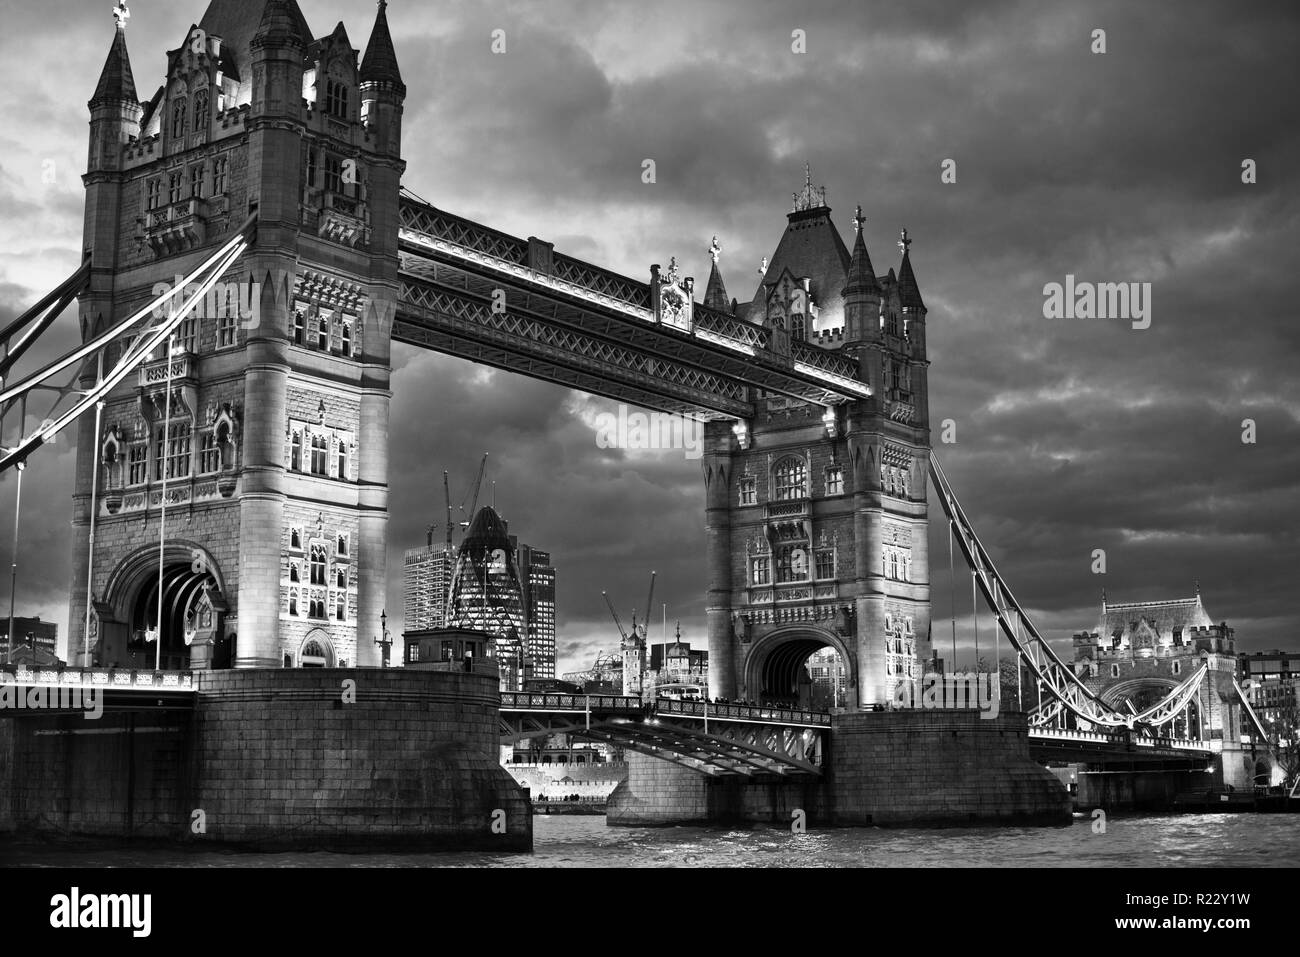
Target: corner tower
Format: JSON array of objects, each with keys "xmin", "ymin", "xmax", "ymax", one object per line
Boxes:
[
  {"xmin": 705, "ymin": 169, "xmax": 932, "ymax": 708},
  {"xmin": 69, "ymin": 0, "xmax": 406, "ymax": 670}
]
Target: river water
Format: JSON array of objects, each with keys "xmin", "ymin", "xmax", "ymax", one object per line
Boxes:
[{"xmin": 3, "ymin": 813, "xmax": 1297, "ymax": 867}]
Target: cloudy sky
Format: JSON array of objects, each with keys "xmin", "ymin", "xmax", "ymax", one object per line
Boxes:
[{"xmin": 0, "ymin": 0, "xmax": 1296, "ymax": 674}]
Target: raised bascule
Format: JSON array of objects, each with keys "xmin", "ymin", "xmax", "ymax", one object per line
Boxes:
[{"xmin": 0, "ymin": 0, "xmax": 1275, "ymax": 845}]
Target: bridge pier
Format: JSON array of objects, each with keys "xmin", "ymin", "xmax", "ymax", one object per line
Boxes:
[{"xmin": 607, "ymin": 710, "xmax": 1071, "ymax": 828}]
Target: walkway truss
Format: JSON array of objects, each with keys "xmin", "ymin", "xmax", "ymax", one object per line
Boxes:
[
  {"xmin": 0, "ymin": 216, "xmax": 257, "ymax": 474},
  {"xmin": 930, "ymin": 452, "xmax": 1270, "ymax": 747},
  {"xmin": 500, "ymin": 693, "xmax": 826, "ymax": 777}
]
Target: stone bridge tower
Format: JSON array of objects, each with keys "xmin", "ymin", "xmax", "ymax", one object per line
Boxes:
[
  {"xmin": 704, "ymin": 172, "xmax": 932, "ymax": 709},
  {"xmin": 70, "ymin": 0, "xmax": 405, "ymax": 669}
]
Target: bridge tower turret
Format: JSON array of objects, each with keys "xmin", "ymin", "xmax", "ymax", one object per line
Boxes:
[{"xmin": 70, "ymin": 0, "xmax": 405, "ymax": 672}]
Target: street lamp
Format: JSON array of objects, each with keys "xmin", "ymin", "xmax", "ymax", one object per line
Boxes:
[{"xmin": 374, "ymin": 608, "xmax": 391, "ymax": 668}]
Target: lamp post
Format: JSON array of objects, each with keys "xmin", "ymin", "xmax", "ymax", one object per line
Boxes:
[{"xmin": 374, "ymin": 608, "xmax": 391, "ymax": 668}]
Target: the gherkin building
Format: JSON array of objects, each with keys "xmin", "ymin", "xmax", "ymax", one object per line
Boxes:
[{"xmin": 445, "ymin": 506, "xmax": 527, "ymax": 690}]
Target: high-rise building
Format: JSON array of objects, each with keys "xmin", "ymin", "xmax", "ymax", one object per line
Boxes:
[
  {"xmin": 446, "ymin": 507, "xmax": 527, "ymax": 690},
  {"xmin": 403, "ymin": 538, "xmax": 456, "ymax": 632},
  {"xmin": 514, "ymin": 540, "xmax": 555, "ymax": 680}
]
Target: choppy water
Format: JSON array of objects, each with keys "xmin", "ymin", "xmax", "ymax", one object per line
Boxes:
[{"xmin": 3, "ymin": 813, "xmax": 1297, "ymax": 867}]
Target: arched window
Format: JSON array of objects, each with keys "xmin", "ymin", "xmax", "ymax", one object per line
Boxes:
[
  {"xmin": 290, "ymin": 528, "xmax": 302, "ymax": 550},
  {"xmin": 341, "ymin": 321, "xmax": 352, "ymax": 357},
  {"xmin": 290, "ymin": 431, "xmax": 302, "ymax": 471},
  {"xmin": 791, "ymin": 313, "xmax": 805, "ymax": 342},
  {"xmin": 193, "ymin": 89, "xmax": 209, "ymax": 127},
  {"xmin": 336, "ymin": 442, "xmax": 348, "ymax": 482},
  {"xmin": 289, "ymin": 563, "xmax": 299, "ymax": 583},
  {"xmin": 310, "ymin": 435, "xmax": 329, "ymax": 475},
  {"xmin": 337, "ymin": 535, "xmax": 348, "ymax": 557},
  {"xmin": 336, "ymin": 596, "xmax": 346, "ymax": 621},
  {"xmin": 292, "ymin": 308, "xmax": 306, "ymax": 345},
  {"xmin": 326, "ymin": 79, "xmax": 348, "ymax": 119},
  {"xmin": 308, "ymin": 599, "xmax": 326, "ymax": 620},
  {"xmin": 317, "ymin": 316, "xmax": 329, "ymax": 350},
  {"xmin": 336, "ymin": 568, "xmax": 346, "ymax": 589},
  {"xmin": 288, "ymin": 590, "xmax": 298, "ymax": 616},
  {"xmin": 773, "ymin": 457, "xmax": 806, "ymax": 501},
  {"xmin": 172, "ymin": 97, "xmax": 187, "ymax": 139},
  {"xmin": 310, "ymin": 545, "xmax": 326, "ymax": 585}
]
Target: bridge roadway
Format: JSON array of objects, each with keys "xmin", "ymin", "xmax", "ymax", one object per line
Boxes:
[{"xmin": 0, "ymin": 668, "xmax": 1215, "ymax": 773}]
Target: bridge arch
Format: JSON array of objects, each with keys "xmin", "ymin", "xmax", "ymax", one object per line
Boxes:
[
  {"xmin": 100, "ymin": 540, "xmax": 227, "ymax": 670},
  {"xmin": 743, "ymin": 625, "xmax": 854, "ymax": 710}
]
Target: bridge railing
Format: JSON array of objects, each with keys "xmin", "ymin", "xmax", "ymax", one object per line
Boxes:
[
  {"xmin": 654, "ymin": 698, "xmax": 832, "ymax": 727},
  {"xmin": 1029, "ymin": 725, "xmax": 1208, "ymax": 752},
  {"xmin": 0, "ymin": 666, "xmax": 195, "ymax": 691},
  {"xmin": 499, "ymin": 692, "xmax": 642, "ymax": 712}
]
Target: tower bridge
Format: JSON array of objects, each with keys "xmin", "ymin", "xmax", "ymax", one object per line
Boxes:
[{"xmin": 0, "ymin": 0, "xmax": 1278, "ymax": 841}]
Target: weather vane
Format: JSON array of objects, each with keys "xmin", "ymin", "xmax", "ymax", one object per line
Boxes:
[
  {"xmin": 708, "ymin": 236, "xmax": 721, "ymax": 265},
  {"xmin": 898, "ymin": 227, "xmax": 912, "ymax": 254},
  {"xmin": 854, "ymin": 205, "xmax": 865, "ymax": 233},
  {"xmin": 113, "ymin": 1, "xmax": 130, "ymax": 28}
]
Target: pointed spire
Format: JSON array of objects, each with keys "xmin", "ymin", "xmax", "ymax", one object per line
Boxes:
[
  {"xmin": 253, "ymin": 0, "xmax": 308, "ymax": 49},
  {"xmin": 842, "ymin": 205, "xmax": 880, "ymax": 298},
  {"xmin": 361, "ymin": 0, "xmax": 406, "ymax": 95},
  {"xmin": 703, "ymin": 236, "xmax": 730, "ymax": 312},
  {"xmin": 897, "ymin": 227, "xmax": 926, "ymax": 310},
  {"xmin": 92, "ymin": 7, "xmax": 138, "ymax": 105}
]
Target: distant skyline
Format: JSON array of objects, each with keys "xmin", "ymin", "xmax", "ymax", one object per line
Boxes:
[{"xmin": 0, "ymin": 0, "xmax": 1297, "ymax": 674}]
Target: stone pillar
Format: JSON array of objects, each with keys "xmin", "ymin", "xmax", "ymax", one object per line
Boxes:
[
  {"xmin": 235, "ymin": 266, "xmax": 292, "ymax": 668},
  {"xmin": 703, "ymin": 421, "xmax": 736, "ymax": 699},
  {"xmin": 850, "ymin": 431, "xmax": 886, "ymax": 707}
]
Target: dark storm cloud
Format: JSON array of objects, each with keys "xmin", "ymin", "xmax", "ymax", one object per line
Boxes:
[{"xmin": 0, "ymin": 0, "xmax": 1295, "ymax": 667}]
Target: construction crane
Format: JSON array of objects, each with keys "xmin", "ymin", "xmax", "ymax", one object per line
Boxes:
[
  {"xmin": 602, "ymin": 591, "xmax": 629, "ymax": 643},
  {"xmin": 641, "ymin": 571, "xmax": 656, "ymax": 641},
  {"xmin": 459, "ymin": 452, "xmax": 489, "ymax": 529},
  {"xmin": 443, "ymin": 470, "xmax": 453, "ymax": 548}
]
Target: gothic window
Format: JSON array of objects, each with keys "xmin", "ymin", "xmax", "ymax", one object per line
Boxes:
[
  {"xmin": 738, "ymin": 477, "xmax": 756, "ymax": 506},
  {"xmin": 886, "ymin": 310, "xmax": 900, "ymax": 338},
  {"xmin": 815, "ymin": 549, "xmax": 835, "ymax": 581},
  {"xmin": 308, "ymin": 599, "xmax": 326, "ymax": 620},
  {"xmin": 776, "ymin": 544, "xmax": 809, "ymax": 584},
  {"xmin": 146, "ymin": 179, "xmax": 161, "ymax": 211},
  {"xmin": 340, "ymin": 318, "xmax": 352, "ymax": 357},
  {"xmin": 128, "ymin": 444, "xmax": 147, "ymax": 485},
  {"xmin": 288, "ymin": 590, "xmax": 298, "ymax": 616},
  {"xmin": 310, "ymin": 545, "xmax": 327, "ymax": 585},
  {"xmin": 218, "ymin": 287, "xmax": 237, "ymax": 347},
  {"xmin": 751, "ymin": 556, "xmax": 771, "ymax": 586},
  {"xmin": 773, "ymin": 456, "xmax": 806, "ymax": 501},
  {"xmin": 1111, "ymin": 664, "xmax": 1120, "ymax": 678},
  {"xmin": 317, "ymin": 315, "xmax": 329, "ymax": 350},
  {"xmin": 290, "ymin": 528, "xmax": 302, "ymax": 550},
  {"xmin": 336, "ymin": 534, "xmax": 348, "ymax": 558},
  {"xmin": 324, "ymin": 155, "xmax": 342, "ymax": 194},
  {"xmin": 193, "ymin": 89, "xmax": 208, "ymax": 126},
  {"xmin": 289, "ymin": 562, "xmax": 300, "ymax": 583},
  {"xmin": 176, "ymin": 317, "xmax": 199, "ymax": 354},
  {"xmin": 190, "ymin": 164, "xmax": 204, "ymax": 200},
  {"xmin": 199, "ymin": 431, "xmax": 220, "ymax": 474},
  {"xmin": 172, "ymin": 97, "xmax": 187, "ymax": 139},
  {"xmin": 824, "ymin": 466, "xmax": 844, "ymax": 496},
  {"xmin": 325, "ymin": 79, "xmax": 348, "ymax": 119},
  {"xmin": 336, "ymin": 568, "xmax": 346, "ymax": 589},
  {"xmin": 889, "ymin": 550, "xmax": 899, "ymax": 580},
  {"xmin": 306, "ymin": 148, "xmax": 318, "ymax": 188},
  {"xmin": 293, "ymin": 307, "xmax": 306, "ymax": 345},
  {"xmin": 791, "ymin": 313, "xmax": 805, "ymax": 342},
  {"xmin": 154, "ymin": 422, "xmax": 192, "ymax": 480},
  {"xmin": 1172, "ymin": 661, "xmax": 1181, "ymax": 676},
  {"xmin": 330, "ymin": 316, "xmax": 344, "ymax": 353},
  {"xmin": 168, "ymin": 172, "xmax": 183, "ymax": 205},
  {"xmin": 310, "ymin": 435, "xmax": 329, "ymax": 476},
  {"xmin": 212, "ymin": 157, "xmax": 228, "ymax": 195},
  {"xmin": 336, "ymin": 595, "xmax": 346, "ymax": 621},
  {"xmin": 290, "ymin": 430, "xmax": 302, "ymax": 471}
]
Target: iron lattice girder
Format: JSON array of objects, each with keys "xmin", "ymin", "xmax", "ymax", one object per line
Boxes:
[
  {"xmin": 397, "ymin": 269, "xmax": 752, "ymax": 418},
  {"xmin": 395, "ymin": 203, "xmax": 869, "ymax": 411}
]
